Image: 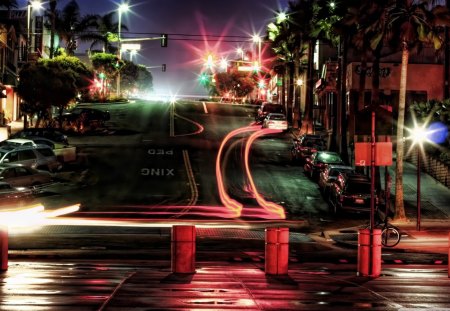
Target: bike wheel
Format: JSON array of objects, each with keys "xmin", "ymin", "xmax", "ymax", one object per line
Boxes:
[{"xmin": 381, "ymin": 225, "xmax": 401, "ymax": 247}]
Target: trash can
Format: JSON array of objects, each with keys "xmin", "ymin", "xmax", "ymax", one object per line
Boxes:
[
  {"xmin": 265, "ymin": 227, "xmax": 289, "ymax": 275},
  {"xmin": 171, "ymin": 225, "xmax": 196, "ymax": 274},
  {"xmin": 357, "ymin": 228, "xmax": 381, "ymax": 277}
]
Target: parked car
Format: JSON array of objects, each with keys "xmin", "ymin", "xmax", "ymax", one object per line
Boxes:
[
  {"xmin": 318, "ymin": 164, "xmax": 355, "ymax": 196},
  {"xmin": 10, "ymin": 128, "xmax": 69, "ymax": 145},
  {"xmin": 291, "ymin": 134, "xmax": 327, "ymax": 163},
  {"xmin": 328, "ymin": 172, "xmax": 377, "ymax": 214},
  {"xmin": 0, "ymin": 144, "xmax": 61, "ymax": 172},
  {"xmin": 261, "ymin": 113, "xmax": 288, "ymax": 130},
  {"xmin": 0, "ymin": 181, "xmax": 33, "ymax": 199},
  {"xmin": 0, "ymin": 164, "xmax": 53, "ymax": 187},
  {"xmin": 1, "ymin": 138, "xmax": 37, "ymax": 147},
  {"xmin": 56, "ymin": 107, "xmax": 110, "ymax": 132},
  {"xmin": 303, "ymin": 151, "xmax": 344, "ymax": 180},
  {"xmin": 256, "ymin": 102, "xmax": 285, "ymax": 122}
]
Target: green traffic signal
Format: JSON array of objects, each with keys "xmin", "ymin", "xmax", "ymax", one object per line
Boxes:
[{"xmin": 161, "ymin": 34, "xmax": 168, "ymax": 47}]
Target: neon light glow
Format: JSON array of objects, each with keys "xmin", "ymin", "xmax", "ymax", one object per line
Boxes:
[{"xmin": 244, "ymin": 128, "xmax": 286, "ymax": 219}]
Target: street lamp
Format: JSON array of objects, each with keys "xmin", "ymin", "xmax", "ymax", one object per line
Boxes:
[
  {"xmin": 116, "ymin": 3, "xmax": 129, "ymax": 97},
  {"xmin": 27, "ymin": 1, "xmax": 42, "ymax": 57},
  {"xmin": 252, "ymin": 35, "xmax": 262, "ymax": 68},
  {"xmin": 236, "ymin": 48, "xmax": 244, "ymax": 60},
  {"xmin": 410, "ymin": 124, "xmax": 430, "ymax": 231}
]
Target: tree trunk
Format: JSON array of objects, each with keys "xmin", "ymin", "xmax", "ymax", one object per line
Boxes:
[
  {"xmin": 394, "ymin": 42, "xmax": 408, "ymax": 221},
  {"xmin": 287, "ymin": 61, "xmax": 294, "ymax": 124},
  {"xmin": 49, "ymin": 0, "xmax": 57, "ymax": 59},
  {"xmin": 339, "ymin": 36, "xmax": 349, "ymax": 164},
  {"xmin": 301, "ymin": 39, "xmax": 315, "ymax": 134}
]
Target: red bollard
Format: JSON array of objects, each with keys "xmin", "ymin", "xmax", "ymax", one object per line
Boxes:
[
  {"xmin": 0, "ymin": 226, "xmax": 7, "ymax": 271},
  {"xmin": 357, "ymin": 228, "xmax": 381, "ymax": 277},
  {"xmin": 171, "ymin": 225, "xmax": 196, "ymax": 274},
  {"xmin": 265, "ymin": 227, "xmax": 289, "ymax": 275}
]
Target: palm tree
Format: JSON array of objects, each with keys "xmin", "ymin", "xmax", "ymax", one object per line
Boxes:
[
  {"xmin": 0, "ymin": 0, "xmax": 17, "ymax": 19},
  {"xmin": 52, "ymin": 0, "xmax": 98, "ymax": 55},
  {"xmin": 48, "ymin": 0, "xmax": 57, "ymax": 58},
  {"xmin": 87, "ymin": 12, "xmax": 128, "ymax": 54},
  {"xmin": 381, "ymin": 0, "xmax": 450, "ymax": 220},
  {"xmin": 267, "ymin": 10, "xmax": 306, "ymax": 125}
]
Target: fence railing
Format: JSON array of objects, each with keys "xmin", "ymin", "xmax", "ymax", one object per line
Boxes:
[{"xmin": 404, "ymin": 148, "xmax": 450, "ymax": 189}]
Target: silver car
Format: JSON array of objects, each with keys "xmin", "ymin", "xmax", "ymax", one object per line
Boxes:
[
  {"xmin": 0, "ymin": 164, "xmax": 53, "ymax": 187},
  {"xmin": 0, "ymin": 144, "xmax": 62, "ymax": 172}
]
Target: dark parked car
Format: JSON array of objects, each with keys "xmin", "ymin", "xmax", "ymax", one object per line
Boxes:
[
  {"xmin": 56, "ymin": 107, "xmax": 110, "ymax": 132},
  {"xmin": 10, "ymin": 128, "xmax": 69, "ymax": 145},
  {"xmin": 303, "ymin": 151, "xmax": 344, "ymax": 180},
  {"xmin": 291, "ymin": 134, "xmax": 326, "ymax": 163},
  {"xmin": 255, "ymin": 102, "xmax": 285, "ymax": 122},
  {"xmin": 328, "ymin": 172, "xmax": 378, "ymax": 214},
  {"xmin": 318, "ymin": 164, "xmax": 355, "ymax": 196}
]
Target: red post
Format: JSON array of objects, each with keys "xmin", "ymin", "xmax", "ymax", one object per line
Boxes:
[
  {"xmin": 0, "ymin": 226, "xmax": 7, "ymax": 271},
  {"xmin": 265, "ymin": 227, "xmax": 289, "ymax": 275},
  {"xmin": 357, "ymin": 228, "xmax": 381, "ymax": 278},
  {"xmin": 171, "ymin": 225, "xmax": 196, "ymax": 274}
]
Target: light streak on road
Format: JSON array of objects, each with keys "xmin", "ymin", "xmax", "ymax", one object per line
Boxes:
[
  {"xmin": 0, "ymin": 204, "xmax": 80, "ymax": 233},
  {"xmin": 216, "ymin": 125, "xmax": 260, "ymax": 216},
  {"xmin": 202, "ymin": 101, "xmax": 208, "ymax": 114},
  {"xmin": 244, "ymin": 128, "xmax": 286, "ymax": 219}
]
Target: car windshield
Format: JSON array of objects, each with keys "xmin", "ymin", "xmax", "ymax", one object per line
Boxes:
[{"xmin": 317, "ymin": 153, "xmax": 342, "ymax": 163}]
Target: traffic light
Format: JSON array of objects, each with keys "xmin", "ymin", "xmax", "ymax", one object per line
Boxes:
[
  {"xmin": 162, "ymin": 64, "xmax": 166, "ymax": 72},
  {"xmin": 161, "ymin": 34, "xmax": 168, "ymax": 47}
]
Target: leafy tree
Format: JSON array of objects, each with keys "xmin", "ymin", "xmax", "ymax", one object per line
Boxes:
[
  {"xmin": 40, "ymin": 54, "xmax": 94, "ymax": 104},
  {"xmin": 214, "ymin": 71, "xmax": 256, "ymax": 99},
  {"xmin": 90, "ymin": 52, "xmax": 123, "ymax": 99},
  {"xmin": 135, "ymin": 65, "xmax": 153, "ymax": 94},
  {"xmin": 18, "ymin": 61, "xmax": 78, "ymax": 128}
]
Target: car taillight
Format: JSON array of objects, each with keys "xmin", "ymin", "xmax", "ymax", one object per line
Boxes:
[{"xmin": 311, "ymin": 148, "xmax": 317, "ymax": 153}]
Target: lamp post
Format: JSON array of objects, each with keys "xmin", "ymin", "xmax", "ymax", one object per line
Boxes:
[
  {"xmin": 27, "ymin": 1, "xmax": 42, "ymax": 58},
  {"xmin": 116, "ymin": 3, "xmax": 129, "ymax": 97},
  {"xmin": 252, "ymin": 35, "xmax": 262, "ymax": 68},
  {"xmin": 410, "ymin": 125, "xmax": 430, "ymax": 231}
]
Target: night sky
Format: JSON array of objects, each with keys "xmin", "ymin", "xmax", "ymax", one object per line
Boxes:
[{"xmin": 19, "ymin": 0, "xmax": 290, "ymax": 96}]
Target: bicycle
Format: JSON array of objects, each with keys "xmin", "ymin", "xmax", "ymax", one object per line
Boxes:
[{"xmin": 365, "ymin": 211, "xmax": 401, "ymax": 247}]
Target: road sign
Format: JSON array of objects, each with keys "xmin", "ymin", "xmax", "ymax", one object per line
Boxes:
[{"xmin": 355, "ymin": 142, "xmax": 393, "ymax": 166}]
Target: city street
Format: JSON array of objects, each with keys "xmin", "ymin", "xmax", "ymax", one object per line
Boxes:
[{"xmin": 2, "ymin": 99, "xmax": 450, "ymax": 310}]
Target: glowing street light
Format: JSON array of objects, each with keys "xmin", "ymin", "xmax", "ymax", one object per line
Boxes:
[
  {"xmin": 252, "ymin": 34, "xmax": 262, "ymax": 67},
  {"xmin": 116, "ymin": 3, "xmax": 129, "ymax": 97},
  {"xmin": 236, "ymin": 48, "xmax": 244, "ymax": 60},
  {"xmin": 219, "ymin": 58, "xmax": 228, "ymax": 71},
  {"xmin": 276, "ymin": 11, "xmax": 287, "ymax": 23},
  {"xmin": 27, "ymin": 0, "xmax": 42, "ymax": 57},
  {"xmin": 410, "ymin": 124, "xmax": 431, "ymax": 231}
]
